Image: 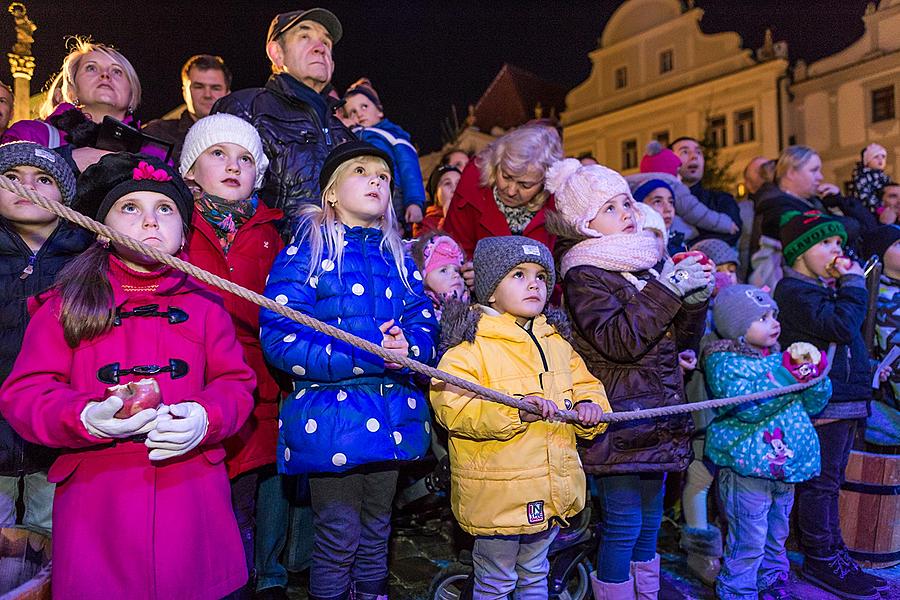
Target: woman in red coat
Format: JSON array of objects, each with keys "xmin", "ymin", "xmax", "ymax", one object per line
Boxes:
[
  {"xmin": 0, "ymin": 153, "xmax": 255, "ymax": 599},
  {"xmin": 180, "ymin": 113, "xmax": 286, "ymax": 587},
  {"xmin": 443, "ymin": 124, "xmax": 563, "ymax": 286}
]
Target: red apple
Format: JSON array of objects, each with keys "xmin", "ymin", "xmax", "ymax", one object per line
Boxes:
[
  {"xmin": 672, "ymin": 250, "xmax": 710, "ymax": 266},
  {"xmin": 103, "ymin": 378, "xmax": 162, "ymax": 418}
]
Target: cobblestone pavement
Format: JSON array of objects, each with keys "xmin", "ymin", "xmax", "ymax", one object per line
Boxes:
[{"xmin": 284, "ymin": 502, "xmax": 900, "ymax": 600}]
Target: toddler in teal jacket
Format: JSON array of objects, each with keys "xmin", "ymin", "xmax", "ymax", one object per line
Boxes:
[{"xmin": 702, "ymin": 284, "xmax": 832, "ymax": 600}]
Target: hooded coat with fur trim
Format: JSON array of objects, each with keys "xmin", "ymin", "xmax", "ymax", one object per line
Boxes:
[
  {"xmin": 431, "ymin": 304, "xmax": 610, "ymax": 536},
  {"xmin": 702, "ymin": 339, "xmax": 831, "ymax": 482}
]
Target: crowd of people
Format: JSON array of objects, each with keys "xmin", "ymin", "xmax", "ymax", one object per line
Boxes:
[{"xmin": 0, "ymin": 6, "xmax": 897, "ymax": 600}]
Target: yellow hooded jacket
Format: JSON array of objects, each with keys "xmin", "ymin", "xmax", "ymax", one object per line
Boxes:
[{"xmin": 431, "ymin": 307, "xmax": 611, "ymax": 536}]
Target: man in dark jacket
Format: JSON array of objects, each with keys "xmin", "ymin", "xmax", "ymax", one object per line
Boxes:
[
  {"xmin": 213, "ymin": 8, "xmax": 353, "ymax": 238},
  {"xmin": 143, "ymin": 54, "xmax": 232, "ymax": 166},
  {"xmin": 671, "ymin": 137, "xmax": 742, "ymax": 246}
]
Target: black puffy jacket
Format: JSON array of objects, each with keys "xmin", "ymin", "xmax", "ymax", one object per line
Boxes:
[
  {"xmin": 0, "ymin": 220, "xmax": 92, "ymax": 474},
  {"xmin": 213, "ymin": 74, "xmax": 354, "ymax": 237}
]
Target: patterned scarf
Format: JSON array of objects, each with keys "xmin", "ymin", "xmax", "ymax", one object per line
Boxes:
[
  {"xmin": 195, "ymin": 193, "xmax": 257, "ymax": 254},
  {"xmin": 493, "ymin": 188, "xmax": 537, "ymax": 235}
]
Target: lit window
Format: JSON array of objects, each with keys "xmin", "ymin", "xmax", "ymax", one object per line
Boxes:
[
  {"xmin": 707, "ymin": 115, "xmax": 727, "ymax": 148},
  {"xmin": 654, "ymin": 131, "xmax": 670, "ymax": 147}
]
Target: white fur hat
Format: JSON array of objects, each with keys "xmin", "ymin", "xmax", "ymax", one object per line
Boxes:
[
  {"xmin": 180, "ymin": 113, "xmax": 269, "ymax": 190},
  {"xmin": 545, "ymin": 158, "xmax": 634, "ymax": 237},
  {"xmin": 636, "ymin": 202, "xmax": 667, "ymax": 245}
]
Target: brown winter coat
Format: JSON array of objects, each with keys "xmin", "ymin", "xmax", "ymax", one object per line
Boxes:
[{"xmin": 564, "ymin": 265, "xmax": 704, "ymax": 474}]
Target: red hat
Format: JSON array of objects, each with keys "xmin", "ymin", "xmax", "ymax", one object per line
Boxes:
[{"xmin": 640, "ymin": 141, "xmax": 681, "ymax": 176}]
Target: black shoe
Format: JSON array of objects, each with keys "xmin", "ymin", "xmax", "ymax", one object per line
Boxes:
[
  {"xmin": 253, "ymin": 587, "xmax": 288, "ymax": 600},
  {"xmin": 758, "ymin": 572, "xmax": 790, "ymax": 600},
  {"xmin": 800, "ymin": 554, "xmax": 880, "ymax": 600},
  {"xmin": 836, "ymin": 546, "xmax": 889, "ymax": 592}
]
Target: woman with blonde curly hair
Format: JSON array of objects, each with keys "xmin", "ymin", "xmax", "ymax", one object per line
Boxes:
[
  {"xmin": 443, "ymin": 124, "xmax": 563, "ymax": 269},
  {"xmin": 3, "ymin": 38, "xmax": 164, "ymax": 174}
]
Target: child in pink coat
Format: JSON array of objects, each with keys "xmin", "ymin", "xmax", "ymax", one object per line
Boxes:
[{"xmin": 0, "ymin": 152, "xmax": 255, "ymax": 600}]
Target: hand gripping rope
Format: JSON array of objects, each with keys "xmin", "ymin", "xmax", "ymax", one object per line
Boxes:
[{"xmin": 3, "ymin": 176, "xmax": 834, "ymax": 424}]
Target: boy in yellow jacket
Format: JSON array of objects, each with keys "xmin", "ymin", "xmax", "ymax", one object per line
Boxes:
[{"xmin": 431, "ymin": 236, "xmax": 611, "ymax": 599}]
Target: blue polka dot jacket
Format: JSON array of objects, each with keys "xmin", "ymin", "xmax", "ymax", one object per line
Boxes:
[
  {"xmin": 702, "ymin": 338, "xmax": 832, "ymax": 483},
  {"xmin": 260, "ymin": 225, "xmax": 439, "ymax": 474}
]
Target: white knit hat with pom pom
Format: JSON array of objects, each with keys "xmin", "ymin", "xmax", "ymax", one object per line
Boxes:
[{"xmin": 545, "ymin": 158, "xmax": 634, "ymax": 237}]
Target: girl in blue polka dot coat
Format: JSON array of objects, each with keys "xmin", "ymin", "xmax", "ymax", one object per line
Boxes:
[
  {"xmin": 260, "ymin": 142, "xmax": 438, "ymax": 600},
  {"xmin": 701, "ymin": 285, "xmax": 832, "ymax": 600}
]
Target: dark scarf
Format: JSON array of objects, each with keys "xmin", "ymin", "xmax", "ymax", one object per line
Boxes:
[{"xmin": 195, "ymin": 193, "xmax": 257, "ymax": 254}]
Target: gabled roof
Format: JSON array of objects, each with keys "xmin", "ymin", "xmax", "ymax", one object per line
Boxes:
[{"xmin": 471, "ymin": 63, "xmax": 567, "ymax": 132}]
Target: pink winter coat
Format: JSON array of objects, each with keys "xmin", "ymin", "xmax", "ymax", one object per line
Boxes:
[{"xmin": 0, "ymin": 256, "xmax": 255, "ymax": 600}]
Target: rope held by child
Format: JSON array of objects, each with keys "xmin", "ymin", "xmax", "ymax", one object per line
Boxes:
[{"xmin": 2, "ymin": 175, "xmax": 835, "ymax": 423}]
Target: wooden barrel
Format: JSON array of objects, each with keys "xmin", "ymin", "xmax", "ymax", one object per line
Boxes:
[
  {"xmin": 839, "ymin": 449, "xmax": 900, "ymax": 568},
  {"xmin": 0, "ymin": 527, "xmax": 51, "ymax": 600}
]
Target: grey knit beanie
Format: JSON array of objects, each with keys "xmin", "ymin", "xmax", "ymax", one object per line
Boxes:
[
  {"xmin": 180, "ymin": 113, "xmax": 269, "ymax": 189},
  {"xmin": 473, "ymin": 236, "xmax": 555, "ymax": 305},
  {"xmin": 713, "ymin": 284, "xmax": 779, "ymax": 340},
  {"xmin": 0, "ymin": 141, "xmax": 77, "ymax": 205},
  {"xmin": 691, "ymin": 238, "xmax": 739, "ymax": 267}
]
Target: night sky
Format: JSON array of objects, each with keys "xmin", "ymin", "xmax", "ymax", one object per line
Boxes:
[{"xmin": 0, "ymin": 1, "xmax": 873, "ymax": 152}]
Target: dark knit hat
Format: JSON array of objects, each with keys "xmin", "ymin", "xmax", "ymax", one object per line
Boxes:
[
  {"xmin": 780, "ymin": 210, "xmax": 847, "ymax": 267},
  {"xmin": 74, "ymin": 153, "xmax": 193, "ymax": 228},
  {"xmin": 473, "ymin": 236, "xmax": 555, "ymax": 305},
  {"xmin": 318, "ymin": 140, "xmax": 394, "ymax": 192},
  {"xmin": 633, "ymin": 178, "xmax": 674, "ymax": 203},
  {"xmin": 861, "ymin": 224, "xmax": 900, "ymax": 262},
  {"xmin": 0, "ymin": 141, "xmax": 77, "ymax": 205},
  {"xmin": 713, "ymin": 284, "xmax": 779, "ymax": 340},
  {"xmin": 691, "ymin": 238, "xmax": 739, "ymax": 267},
  {"xmin": 344, "ymin": 78, "xmax": 383, "ymax": 111},
  {"xmin": 266, "ymin": 8, "xmax": 342, "ymax": 44},
  {"xmin": 427, "ymin": 164, "xmax": 461, "ymax": 201}
]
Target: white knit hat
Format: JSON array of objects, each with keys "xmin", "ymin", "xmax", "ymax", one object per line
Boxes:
[
  {"xmin": 636, "ymin": 202, "xmax": 667, "ymax": 245},
  {"xmin": 545, "ymin": 158, "xmax": 634, "ymax": 237},
  {"xmin": 180, "ymin": 113, "xmax": 269, "ymax": 190}
]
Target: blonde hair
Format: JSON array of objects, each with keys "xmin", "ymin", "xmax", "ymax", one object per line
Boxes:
[
  {"xmin": 294, "ymin": 156, "xmax": 412, "ymax": 291},
  {"xmin": 477, "ymin": 124, "xmax": 563, "ymax": 210},
  {"xmin": 60, "ymin": 37, "xmax": 141, "ymax": 112},
  {"xmin": 38, "ymin": 72, "xmax": 64, "ymax": 119},
  {"xmin": 775, "ymin": 145, "xmax": 818, "ymax": 186}
]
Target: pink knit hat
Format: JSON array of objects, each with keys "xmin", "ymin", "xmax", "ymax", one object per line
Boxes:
[
  {"xmin": 639, "ymin": 141, "xmax": 682, "ymax": 176},
  {"xmin": 422, "ymin": 235, "xmax": 464, "ymax": 278},
  {"xmin": 546, "ymin": 158, "xmax": 634, "ymax": 237}
]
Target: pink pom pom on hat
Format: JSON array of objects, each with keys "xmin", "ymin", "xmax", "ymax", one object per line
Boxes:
[{"xmin": 639, "ymin": 140, "xmax": 682, "ymax": 176}]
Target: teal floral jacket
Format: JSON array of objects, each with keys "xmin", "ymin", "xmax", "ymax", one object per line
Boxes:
[{"xmin": 702, "ymin": 339, "xmax": 832, "ymax": 483}]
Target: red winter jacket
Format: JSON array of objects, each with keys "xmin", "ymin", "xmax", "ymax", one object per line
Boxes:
[
  {"xmin": 187, "ymin": 203, "xmax": 286, "ymax": 478},
  {"xmin": 443, "ymin": 161, "xmax": 557, "ymax": 258}
]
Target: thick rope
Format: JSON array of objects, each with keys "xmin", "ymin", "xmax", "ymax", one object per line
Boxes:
[{"xmin": 4, "ymin": 175, "xmax": 835, "ymax": 423}]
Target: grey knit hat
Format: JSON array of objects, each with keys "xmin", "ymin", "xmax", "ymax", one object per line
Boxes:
[
  {"xmin": 473, "ymin": 236, "xmax": 555, "ymax": 305},
  {"xmin": 0, "ymin": 141, "xmax": 77, "ymax": 205},
  {"xmin": 691, "ymin": 238, "xmax": 739, "ymax": 267},
  {"xmin": 713, "ymin": 284, "xmax": 779, "ymax": 340}
]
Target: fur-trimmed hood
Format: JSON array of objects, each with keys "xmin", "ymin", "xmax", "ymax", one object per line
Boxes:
[{"xmin": 438, "ymin": 299, "xmax": 571, "ymax": 355}]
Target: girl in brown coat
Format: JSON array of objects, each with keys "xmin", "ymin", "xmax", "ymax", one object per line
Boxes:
[{"xmin": 546, "ymin": 159, "xmax": 712, "ymax": 599}]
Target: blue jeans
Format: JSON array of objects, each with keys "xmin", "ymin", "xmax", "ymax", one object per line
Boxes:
[
  {"xmin": 307, "ymin": 469, "xmax": 398, "ymax": 600},
  {"xmin": 595, "ymin": 474, "xmax": 664, "ymax": 583},
  {"xmin": 717, "ymin": 468, "xmax": 793, "ymax": 599},
  {"xmin": 254, "ymin": 470, "xmax": 314, "ymax": 592},
  {"xmin": 472, "ymin": 526, "xmax": 559, "ymax": 600},
  {"xmin": 0, "ymin": 472, "xmax": 53, "ymax": 531}
]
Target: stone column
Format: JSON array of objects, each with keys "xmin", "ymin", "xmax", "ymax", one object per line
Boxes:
[{"xmin": 7, "ymin": 2, "xmax": 35, "ymax": 123}]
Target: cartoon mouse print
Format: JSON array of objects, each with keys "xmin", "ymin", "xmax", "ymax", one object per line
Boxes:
[{"xmin": 762, "ymin": 427, "xmax": 794, "ymax": 479}]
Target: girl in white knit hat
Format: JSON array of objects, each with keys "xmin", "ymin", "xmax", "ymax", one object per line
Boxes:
[
  {"xmin": 546, "ymin": 158, "xmax": 715, "ymax": 599},
  {"xmin": 179, "ymin": 112, "xmax": 285, "ymax": 592}
]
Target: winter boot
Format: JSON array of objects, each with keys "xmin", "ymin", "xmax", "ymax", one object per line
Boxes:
[
  {"xmin": 630, "ymin": 554, "xmax": 660, "ymax": 600},
  {"xmin": 800, "ymin": 553, "xmax": 879, "ymax": 600},
  {"xmin": 679, "ymin": 525, "xmax": 722, "ymax": 587},
  {"xmin": 589, "ymin": 571, "xmax": 636, "ymax": 600}
]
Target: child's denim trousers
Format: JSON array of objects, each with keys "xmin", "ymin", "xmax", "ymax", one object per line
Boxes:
[
  {"xmin": 472, "ymin": 525, "xmax": 559, "ymax": 599},
  {"xmin": 717, "ymin": 467, "xmax": 794, "ymax": 599}
]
